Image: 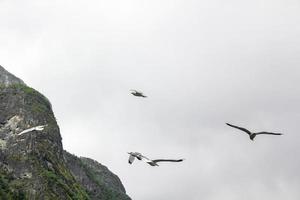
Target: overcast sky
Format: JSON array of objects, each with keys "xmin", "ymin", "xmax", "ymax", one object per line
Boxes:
[{"xmin": 1, "ymin": 0, "xmax": 300, "ymax": 199}]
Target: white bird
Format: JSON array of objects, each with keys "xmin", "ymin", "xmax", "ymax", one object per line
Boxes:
[
  {"xmin": 18, "ymin": 125, "xmax": 47, "ymax": 136},
  {"xmin": 130, "ymin": 90, "xmax": 147, "ymax": 98},
  {"xmin": 226, "ymin": 123, "xmax": 283, "ymax": 141},
  {"xmin": 128, "ymin": 152, "xmax": 143, "ymax": 164},
  {"xmin": 128, "ymin": 152, "xmax": 184, "ymax": 166}
]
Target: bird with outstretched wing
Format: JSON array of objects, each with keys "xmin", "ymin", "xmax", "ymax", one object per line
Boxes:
[
  {"xmin": 128, "ymin": 152, "xmax": 184, "ymax": 166},
  {"xmin": 226, "ymin": 123, "xmax": 283, "ymax": 141}
]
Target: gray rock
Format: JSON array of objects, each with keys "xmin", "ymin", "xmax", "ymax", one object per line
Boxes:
[
  {"xmin": 64, "ymin": 151, "xmax": 131, "ymax": 200},
  {"xmin": 0, "ymin": 65, "xmax": 26, "ymax": 86},
  {"xmin": 0, "ymin": 65, "xmax": 131, "ymax": 200}
]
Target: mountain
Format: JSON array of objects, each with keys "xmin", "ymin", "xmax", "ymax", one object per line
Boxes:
[
  {"xmin": 0, "ymin": 65, "xmax": 131, "ymax": 200},
  {"xmin": 0, "ymin": 66, "xmax": 25, "ymax": 86}
]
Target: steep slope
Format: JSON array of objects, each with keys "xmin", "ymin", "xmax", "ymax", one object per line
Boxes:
[
  {"xmin": 0, "ymin": 66, "xmax": 25, "ymax": 86},
  {"xmin": 0, "ymin": 65, "xmax": 130, "ymax": 200},
  {"xmin": 64, "ymin": 152, "xmax": 131, "ymax": 200}
]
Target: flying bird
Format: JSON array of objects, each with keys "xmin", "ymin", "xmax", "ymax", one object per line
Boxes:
[
  {"xmin": 226, "ymin": 123, "xmax": 282, "ymax": 141},
  {"xmin": 130, "ymin": 90, "xmax": 147, "ymax": 98},
  {"xmin": 128, "ymin": 152, "xmax": 184, "ymax": 166},
  {"xmin": 18, "ymin": 125, "xmax": 47, "ymax": 136},
  {"xmin": 128, "ymin": 152, "xmax": 143, "ymax": 164}
]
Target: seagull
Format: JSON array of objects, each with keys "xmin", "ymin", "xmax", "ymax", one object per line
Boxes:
[
  {"xmin": 130, "ymin": 90, "xmax": 147, "ymax": 98},
  {"xmin": 226, "ymin": 123, "xmax": 283, "ymax": 141},
  {"xmin": 18, "ymin": 125, "xmax": 47, "ymax": 136},
  {"xmin": 128, "ymin": 152, "xmax": 143, "ymax": 164},
  {"xmin": 128, "ymin": 152, "xmax": 184, "ymax": 166}
]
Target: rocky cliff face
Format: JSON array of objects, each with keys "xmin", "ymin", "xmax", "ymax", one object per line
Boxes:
[
  {"xmin": 64, "ymin": 152, "xmax": 130, "ymax": 200},
  {"xmin": 0, "ymin": 65, "xmax": 130, "ymax": 200},
  {"xmin": 0, "ymin": 66, "xmax": 25, "ymax": 86}
]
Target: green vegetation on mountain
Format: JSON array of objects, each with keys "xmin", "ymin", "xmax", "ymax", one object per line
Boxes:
[{"xmin": 0, "ymin": 66, "xmax": 130, "ymax": 200}]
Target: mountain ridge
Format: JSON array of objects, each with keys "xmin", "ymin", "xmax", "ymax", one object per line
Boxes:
[{"xmin": 0, "ymin": 66, "xmax": 130, "ymax": 200}]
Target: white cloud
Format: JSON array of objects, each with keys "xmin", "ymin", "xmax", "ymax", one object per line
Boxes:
[{"xmin": 1, "ymin": 0, "xmax": 300, "ymax": 199}]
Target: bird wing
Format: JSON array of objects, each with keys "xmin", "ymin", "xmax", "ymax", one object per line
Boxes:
[
  {"xmin": 226, "ymin": 123, "xmax": 251, "ymax": 135},
  {"xmin": 18, "ymin": 125, "xmax": 46, "ymax": 136},
  {"xmin": 18, "ymin": 127, "xmax": 35, "ymax": 135},
  {"xmin": 35, "ymin": 125, "xmax": 46, "ymax": 131},
  {"xmin": 138, "ymin": 155, "xmax": 153, "ymax": 163},
  {"xmin": 255, "ymin": 132, "xmax": 283, "ymax": 136},
  {"xmin": 136, "ymin": 92, "xmax": 143, "ymax": 96},
  {"xmin": 130, "ymin": 89, "xmax": 143, "ymax": 94},
  {"xmin": 152, "ymin": 159, "xmax": 184, "ymax": 163},
  {"xmin": 131, "ymin": 152, "xmax": 143, "ymax": 160},
  {"xmin": 128, "ymin": 155, "xmax": 136, "ymax": 164},
  {"xmin": 130, "ymin": 89, "xmax": 146, "ymax": 96}
]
